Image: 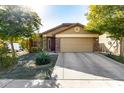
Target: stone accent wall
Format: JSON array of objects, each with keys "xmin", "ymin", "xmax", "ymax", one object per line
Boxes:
[{"xmin": 55, "ymin": 38, "xmax": 60, "ymax": 52}]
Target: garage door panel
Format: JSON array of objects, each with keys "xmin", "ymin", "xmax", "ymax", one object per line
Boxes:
[{"xmin": 60, "ymin": 38, "xmax": 93, "ymax": 52}]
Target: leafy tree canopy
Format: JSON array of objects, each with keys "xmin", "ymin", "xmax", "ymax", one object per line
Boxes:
[
  {"xmin": 0, "ymin": 5, "xmax": 41, "ymax": 39},
  {"xmin": 86, "ymin": 5, "xmax": 124, "ymax": 40},
  {"xmin": 0, "ymin": 5, "xmax": 41, "ymax": 57}
]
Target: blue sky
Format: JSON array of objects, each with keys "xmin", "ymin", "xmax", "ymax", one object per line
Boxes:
[{"xmin": 30, "ymin": 5, "xmax": 89, "ymax": 32}]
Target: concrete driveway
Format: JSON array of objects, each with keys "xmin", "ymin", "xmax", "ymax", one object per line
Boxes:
[{"xmin": 52, "ymin": 53, "xmax": 124, "ymax": 87}]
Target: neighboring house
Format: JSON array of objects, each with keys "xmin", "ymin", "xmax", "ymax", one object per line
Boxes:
[
  {"xmin": 41, "ymin": 23, "xmax": 99, "ymax": 52},
  {"xmin": 99, "ymin": 33, "xmax": 124, "ymax": 55}
]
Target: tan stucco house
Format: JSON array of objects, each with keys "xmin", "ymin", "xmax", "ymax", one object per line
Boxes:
[{"xmin": 41, "ymin": 23, "xmax": 99, "ymax": 52}]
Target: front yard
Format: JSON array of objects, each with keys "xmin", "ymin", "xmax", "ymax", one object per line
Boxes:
[
  {"xmin": 102, "ymin": 53, "xmax": 124, "ymax": 64},
  {"xmin": 0, "ymin": 52, "xmax": 58, "ymax": 79},
  {"xmin": 105, "ymin": 54, "xmax": 124, "ymax": 64}
]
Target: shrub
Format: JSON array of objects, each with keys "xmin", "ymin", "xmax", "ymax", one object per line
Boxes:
[
  {"xmin": 31, "ymin": 47, "xmax": 42, "ymax": 53},
  {"xmin": 0, "ymin": 42, "xmax": 17, "ymax": 69},
  {"xmin": 35, "ymin": 52, "xmax": 51, "ymax": 65},
  {"xmin": 108, "ymin": 54, "xmax": 124, "ymax": 63},
  {"xmin": 0, "ymin": 56, "xmax": 17, "ymax": 69},
  {"xmin": 0, "ymin": 43, "xmax": 8, "ymax": 56}
]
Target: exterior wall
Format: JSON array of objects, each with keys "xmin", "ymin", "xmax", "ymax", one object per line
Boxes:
[{"xmin": 99, "ymin": 33, "xmax": 120, "ymax": 55}]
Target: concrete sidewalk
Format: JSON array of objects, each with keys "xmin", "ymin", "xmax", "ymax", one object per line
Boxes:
[{"xmin": 0, "ymin": 79, "xmax": 124, "ymax": 88}]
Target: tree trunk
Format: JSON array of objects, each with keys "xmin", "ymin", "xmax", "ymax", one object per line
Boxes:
[
  {"xmin": 120, "ymin": 37, "xmax": 124, "ymax": 56},
  {"xmin": 28, "ymin": 38, "xmax": 32, "ymax": 53},
  {"xmin": 10, "ymin": 37, "xmax": 16, "ymax": 58}
]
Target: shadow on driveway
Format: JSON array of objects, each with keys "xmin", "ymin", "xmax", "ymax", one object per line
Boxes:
[{"xmin": 55, "ymin": 53, "xmax": 124, "ymax": 81}]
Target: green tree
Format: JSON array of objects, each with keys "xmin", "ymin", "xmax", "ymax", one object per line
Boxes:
[
  {"xmin": 0, "ymin": 5, "xmax": 41, "ymax": 58},
  {"xmin": 86, "ymin": 5, "xmax": 124, "ymax": 56}
]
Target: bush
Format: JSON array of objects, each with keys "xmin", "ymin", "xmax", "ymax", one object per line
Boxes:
[
  {"xmin": 31, "ymin": 47, "xmax": 42, "ymax": 53},
  {"xmin": 0, "ymin": 43, "xmax": 9, "ymax": 56},
  {"xmin": 0, "ymin": 42, "xmax": 17, "ymax": 69},
  {"xmin": 106, "ymin": 54, "xmax": 124, "ymax": 64},
  {"xmin": 35, "ymin": 52, "xmax": 51, "ymax": 65},
  {"xmin": 0, "ymin": 56, "xmax": 17, "ymax": 69}
]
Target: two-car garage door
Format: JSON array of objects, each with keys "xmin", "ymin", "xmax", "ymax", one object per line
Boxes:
[{"xmin": 60, "ymin": 37, "xmax": 94, "ymax": 52}]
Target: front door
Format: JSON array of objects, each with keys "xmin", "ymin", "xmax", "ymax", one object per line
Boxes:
[
  {"xmin": 51, "ymin": 37, "xmax": 55, "ymax": 51},
  {"xmin": 48, "ymin": 37, "xmax": 55, "ymax": 51}
]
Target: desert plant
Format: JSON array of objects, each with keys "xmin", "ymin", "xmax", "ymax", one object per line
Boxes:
[{"xmin": 35, "ymin": 52, "xmax": 51, "ymax": 65}]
